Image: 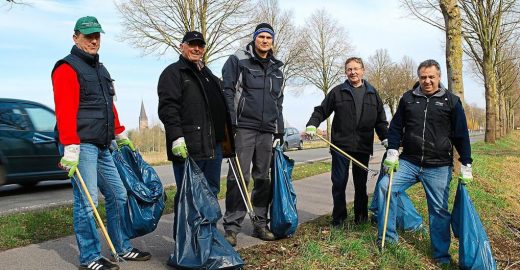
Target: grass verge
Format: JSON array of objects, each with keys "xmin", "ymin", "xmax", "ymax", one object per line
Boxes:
[
  {"xmin": 0, "ymin": 160, "xmax": 331, "ymax": 251},
  {"xmin": 240, "ymin": 131, "xmax": 520, "ymax": 269}
]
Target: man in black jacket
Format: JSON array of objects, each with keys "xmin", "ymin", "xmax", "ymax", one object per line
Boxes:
[
  {"xmin": 221, "ymin": 23, "xmax": 284, "ymax": 246},
  {"xmin": 157, "ymin": 31, "xmax": 235, "ymax": 237},
  {"xmin": 377, "ymin": 59, "xmax": 473, "ymax": 265},
  {"xmin": 305, "ymin": 57, "xmax": 388, "ymax": 226}
]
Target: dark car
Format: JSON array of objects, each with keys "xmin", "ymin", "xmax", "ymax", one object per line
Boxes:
[
  {"xmin": 0, "ymin": 98, "xmax": 68, "ymax": 187},
  {"xmin": 283, "ymin": 127, "xmax": 303, "ymax": 151}
]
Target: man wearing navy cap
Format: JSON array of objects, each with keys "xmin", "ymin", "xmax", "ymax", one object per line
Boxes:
[
  {"xmin": 158, "ymin": 31, "xmax": 235, "ymax": 238},
  {"xmin": 52, "ymin": 16, "xmax": 150, "ymax": 270},
  {"xmin": 221, "ymin": 23, "xmax": 285, "ymax": 246}
]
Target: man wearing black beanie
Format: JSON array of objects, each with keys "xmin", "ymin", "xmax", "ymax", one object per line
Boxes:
[{"xmin": 221, "ymin": 22, "xmax": 284, "ymax": 246}]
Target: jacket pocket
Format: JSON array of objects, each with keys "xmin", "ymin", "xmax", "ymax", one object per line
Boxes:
[
  {"xmin": 81, "ymin": 75, "xmax": 100, "ymax": 96},
  {"xmin": 243, "ymin": 67, "xmax": 264, "ymax": 89},
  {"xmin": 102, "ymin": 74, "xmax": 116, "ymax": 96}
]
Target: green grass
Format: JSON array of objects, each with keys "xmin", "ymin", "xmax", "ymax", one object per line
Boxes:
[
  {"xmin": 0, "ymin": 160, "xmax": 331, "ymax": 251},
  {"xmin": 241, "ymin": 131, "xmax": 520, "ymax": 269}
]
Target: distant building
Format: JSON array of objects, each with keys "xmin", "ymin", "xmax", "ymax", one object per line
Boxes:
[{"xmin": 139, "ymin": 100, "xmax": 148, "ymax": 131}]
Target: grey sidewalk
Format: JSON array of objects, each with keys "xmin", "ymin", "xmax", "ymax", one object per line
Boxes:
[{"xmin": 0, "ymin": 150, "xmax": 384, "ymax": 270}]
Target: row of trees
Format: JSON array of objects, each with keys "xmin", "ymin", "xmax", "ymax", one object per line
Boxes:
[{"xmin": 402, "ymin": 0, "xmax": 520, "ymax": 143}]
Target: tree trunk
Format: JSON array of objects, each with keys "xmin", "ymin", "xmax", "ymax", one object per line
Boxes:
[
  {"xmin": 483, "ymin": 58, "xmax": 497, "ymax": 143},
  {"xmin": 440, "ymin": 0, "xmax": 464, "ymax": 104}
]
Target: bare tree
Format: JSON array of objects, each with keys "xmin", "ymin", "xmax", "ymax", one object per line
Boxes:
[
  {"xmin": 298, "ymin": 9, "xmax": 353, "ymax": 139},
  {"xmin": 115, "ymin": 0, "xmax": 255, "ymax": 64},
  {"xmin": 252, "ymin": 0, "xmax": 306, "ymax": 89}
]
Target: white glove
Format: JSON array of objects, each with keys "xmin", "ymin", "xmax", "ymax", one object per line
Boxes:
[
  {"xmin": 381, "ymin": 139, "xmax": 388, "ymax": 148},
  {"xmin": 460, "ymin": 164, "xmax": 473, "ymax": 184},
  {"xmin": 383, "ymin": 149, "xmax": 399, "ymax": 173},
  {"xmin": 171, "ymin": 137, "xmax": 188, "ymax": 159},
  {"xmin": 305, "ymin": 125, "xmax": 317, "ymax": 137},
  {"xmin": 273, "ymin": 138, "xmax": 281, "ymax": 148},
  {"xmin": 60, "ymin": 144, "xmax": 80, "ymax": 177}
]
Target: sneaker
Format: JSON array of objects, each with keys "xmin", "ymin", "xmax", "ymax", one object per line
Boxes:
[
  {"xmin": 252, "ymin": 226, "xmax": 276, "ymax": 241},
  {"xmin": 120, "ymin": 248, "xmax": 151, "ymax": 261},
  {"xmin": 79, "ymin": 258, "xmax": 119, "ymax": 270},
  {"xmin": 224, "ymin": 230, "xmax": 237, "ymax": 247}
]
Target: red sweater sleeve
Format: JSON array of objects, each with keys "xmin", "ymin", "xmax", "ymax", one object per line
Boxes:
[
  {"xmin": 113, "ymin": 104, "xmax": 125, "ymax": 135},
  {"xmin": 52, "ymin": 64, "xmax": 80, "ymax": 145},
  {"xmin": 52, "ymin": 64, "xmax": 126, "ymax": 143}
]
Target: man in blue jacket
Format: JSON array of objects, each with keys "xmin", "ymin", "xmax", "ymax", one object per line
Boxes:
[
  {"xmin": 305, "ymin": 57, "xmax": 388, "ymax": 226},
  {"xmin": 377, "ymin": 59, "xmax": 473, "ymax": 265},
  {"xmin": 222, "ymin": 23, "xmax": 284, "ymax": 246}
]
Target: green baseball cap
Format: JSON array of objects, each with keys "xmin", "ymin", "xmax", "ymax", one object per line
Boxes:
[{"xmin": 74, "ymin": 16, "xmax": 105, "ymax": 35}]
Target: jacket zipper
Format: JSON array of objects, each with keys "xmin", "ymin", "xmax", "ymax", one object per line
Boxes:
[{"xmin": 420, "ymin": 97, "xmax": 429, "ymax": 164}]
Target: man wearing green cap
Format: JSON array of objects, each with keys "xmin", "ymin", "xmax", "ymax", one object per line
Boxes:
[{"xmin": 51, "ymin": 16, "xmax": 150, "ymax": 270}]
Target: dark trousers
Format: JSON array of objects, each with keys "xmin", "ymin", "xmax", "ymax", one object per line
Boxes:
[
  {"xmin": 224, "ymin": 128, "xmax": 273, "ymax": 233},
  {"xmin": 330, "ymin": 149, "xmax": 370, "ymax": 224}
]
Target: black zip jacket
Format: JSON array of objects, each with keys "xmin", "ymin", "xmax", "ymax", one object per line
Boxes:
[
  {"xmin": 222, "ymin": 42, "xmax": 285, "ymax": 134},
  {"xmin": 158, "ymin": 56, "xmax": 235, "ymax": 162},
  {"xmin": 307, "ymin": 80, "xmax": 388, "ymax": 154},
  {"xmin": 388, "ymin": 86, "xmax": 472, "ymax": 167}
]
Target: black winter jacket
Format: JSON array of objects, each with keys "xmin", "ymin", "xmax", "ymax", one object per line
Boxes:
[
  {"xmin": 307, "ymin": 80, "xmax": 388, "ymax": 154},
  {"xmin": 158, "ymin": 56, "xmax": 235, "ymax": 162},
  {"xmin": 222, "ymin": 42, "xmax": 284, "ymax": 134},
  {"xmin": 387, "ymin": 86, "xmax": 472, "ymax": 167}
]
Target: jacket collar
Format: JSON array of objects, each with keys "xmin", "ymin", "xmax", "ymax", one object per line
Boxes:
[
  {"xmin": 70, "ymin": 45, "xmax": 99, "ymax": 67},
  {"xmin": 412, "ymin": 84, "xmax": 447, "ymax": 98},
  {"xmin": 340, "ymin": 79, "xmax": 376, "ymax": 93}
]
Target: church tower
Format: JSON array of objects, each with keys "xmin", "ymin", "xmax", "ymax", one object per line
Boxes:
[{"xmin": 139, "ymin": 100, "xmax": 149, "ymax": 131}]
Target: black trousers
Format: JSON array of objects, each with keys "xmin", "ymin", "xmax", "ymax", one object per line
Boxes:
[{"xmin": 330, "ymin": 149, "xmax": 370, "ymax": 224}]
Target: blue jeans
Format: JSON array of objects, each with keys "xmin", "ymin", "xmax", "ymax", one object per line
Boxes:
[
  {"xmin": 377, "ymin": 159, "xmax": 452, "ymax": 263},
  {"xmin": 71, "ymin": 143, "xmax": 132, "ymax": 265},
  {"xmin": 172, "ymin": 143, "xmax": 223, "ymax": 235},
  {"xmin": 369, "ymin": 152, "xmax": 423, "ymax": 231}
]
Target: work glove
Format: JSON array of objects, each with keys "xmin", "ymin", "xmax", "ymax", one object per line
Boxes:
[
  {"xmin": 115, "ymin": 134, "xmax": 136, "ymax": 151},
  {"xmin": 383, "ymin": 149, "xmax": 399, "ymax": 173},
  {"xmin": 171, "ymin": 137, "xmax": 188, "ymax": 159},
  {"xmin": 459, "ymin": 164, "xmax": 473, "ymax": 185},
  {"xmin": 60, "ymin": 144, "xmax": 80, "ymax": 178},
  {"xmin": 273, "ymin": 133, "xmax": 284, "ymax": 148},
  {"xmin": 381, "ymin": 139, "xmax": 388, "ymax": 149},
  {"xmin": 305, "ymin": 125, "xmax": 317, "ymax": 138}
]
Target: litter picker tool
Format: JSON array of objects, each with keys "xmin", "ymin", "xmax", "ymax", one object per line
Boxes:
[
  {"xmin": 228, "ymin": 157, "xmax": 258, "ymax": 222},
  {"xmin": 75, "ymin": 169, "xmax": 124, "ymax": 262},
  {"xmin": 381, "ymin": 169, "xmax": 395, "ymax": 250},
  {"xmin": 316, "ymin": 133, "xmax": 379, "ymax": 178}
]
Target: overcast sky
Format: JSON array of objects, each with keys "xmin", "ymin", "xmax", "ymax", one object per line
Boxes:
[{"xmin": 0, "ymin": 0, "xmax": 485, "ymax": 132}]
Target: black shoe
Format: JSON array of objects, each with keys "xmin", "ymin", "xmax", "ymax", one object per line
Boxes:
[
  {"xmin": 120, "ymin": 248, "xmax": 151, "ymax": 261},
  {"xmin": 252, "ymin": 226, "xmax": 276, "ymax": 241},
  {"xmin": 225, "ymin": 230, "xmax": 237, "ymax": 247},
  {"xmin": 79, "ymin": 258, "xmax": 119, "ymax": 270}
]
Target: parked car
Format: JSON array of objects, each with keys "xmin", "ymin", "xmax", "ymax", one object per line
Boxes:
[
  {"xmin": 0, "ymin": 98, "xmax": 68, "ymax": 187},
  {"xmin": 283, "ymin": 127, "xmax": 303, "ymax": 151}
]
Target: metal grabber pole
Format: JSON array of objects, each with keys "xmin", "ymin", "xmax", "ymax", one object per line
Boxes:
[
  {"xmin": 315, "ymin": 133, "xmax": 380, "ymax": 178},
  {"xmin": 228, "ymin": 157, "xmax": 258, "ymax": 222},
  {"xmin": 381, "ymin": 169, "xmax": 395, "ymax": 250},
  {"xmin": 75, "ymin": 169, "xmax": 123, "ymax": 262}
]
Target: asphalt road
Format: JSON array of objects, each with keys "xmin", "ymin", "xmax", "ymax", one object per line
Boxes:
[
  {"xmin": 0, "ymin": 146, "xmax": 335, "ymax": 216},
  {"xmin": 0, "ymin": 133, "xmax": 483, "ymax": 216}
]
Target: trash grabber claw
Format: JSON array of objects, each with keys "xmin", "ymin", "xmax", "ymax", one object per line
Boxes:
[
  {"xmin": 381, "ymin": 169, "xmax": 395, "ymax": 250},
  {"xmin": 316, "ymin": 133, "xmax": 379, "ymax": 178},
  {"xmin": 75, "ymin": 169, "xmax": 124, "ymax": 262},
  {"xmin": 228, "ymin": 157, "xmax": 258, "ymax": 222}
]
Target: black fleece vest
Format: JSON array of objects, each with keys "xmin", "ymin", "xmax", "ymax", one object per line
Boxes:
[{"xmin": 53, "ymin": 46, "xmax": 115, "ymax": 147}]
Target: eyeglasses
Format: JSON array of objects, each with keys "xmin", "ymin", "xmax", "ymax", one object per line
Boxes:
[{"xmin": 346, "ymin": 67, "xmax": 363, "ymax": 73}]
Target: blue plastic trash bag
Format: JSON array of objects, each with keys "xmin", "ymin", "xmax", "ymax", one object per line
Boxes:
[
  {"xmin": 369, "ymin": 151, "xmax": 423, "ymax": 231},
  {"xmin": 451, "ymin": 182, "xmax": 497, "ymax": 270},
  {"xmin": 112, "ymin": 146, "xmax": 166, "ymax": 239},
  {"xmin": 270, "ymin": 145, "xmax": 298, "ymax": 238},
  {"xmin": 168, "ymin": 158, "xmax": 244, "ymax": 270}
]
